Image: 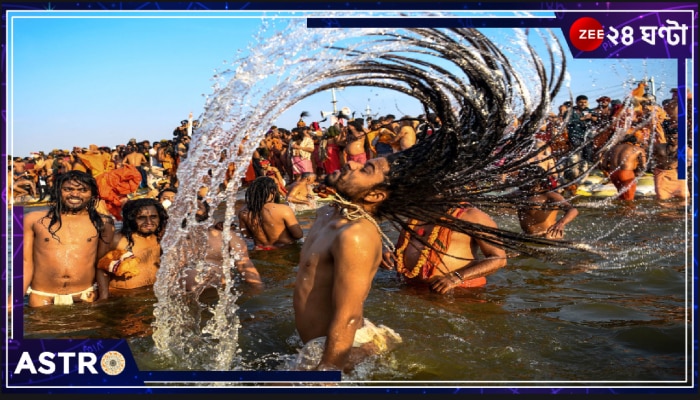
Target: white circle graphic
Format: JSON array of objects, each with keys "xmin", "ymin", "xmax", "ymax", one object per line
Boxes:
[{"xmin": 100, "ymin": 351, "xmax": 126, "ymax": 376}]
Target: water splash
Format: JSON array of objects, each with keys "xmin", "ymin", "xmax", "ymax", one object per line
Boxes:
[{"xmin": 149, "ymin": 15, "xmax": 664, "ymax": 371}]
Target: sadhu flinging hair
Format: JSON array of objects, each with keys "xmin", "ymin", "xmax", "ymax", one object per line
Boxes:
[{"xmin": 292, "ymin": 28, "xmax": 607, "ymax": 373}]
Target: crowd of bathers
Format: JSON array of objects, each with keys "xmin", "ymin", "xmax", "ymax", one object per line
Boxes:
[{"xmin": 10, "ymin": 85, "xmax": 690, "ymax": 214}]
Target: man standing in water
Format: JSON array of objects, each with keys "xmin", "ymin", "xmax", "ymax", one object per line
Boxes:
[
  {"xmin": 516, "ymin": 166, "xmax": 579, "ymax": 239},
  {"xmin": 343, "ymin": 119, "xmax": 369, "ymax": 165},
  {"xmin": 23, "ymin": 171, "xmax": 115, "ymax": 307},
  {"xmin": 237, "ymin": 176, "xmax": 303, "ymax": 250},
  {"xmin": 285, "ymin": 172, "xmax": 318, "ymax": 213},
  {"xmin": 600, "ymin": 135, "xmax": 647, "ymax": 201},
  {"xmin": 99, "ymin": 198, "xmax": 168, "ymax": 290},
  {"xmin": 290, "ymin": 27, "xmax": 591, "ymax": 373},
  {"xmin": 293, "ymin": 158, "xmax": 402, "ymax": 372},
  {"xmin": 383, "ymin": 205, "xmax": 507, "ymax": 293}
]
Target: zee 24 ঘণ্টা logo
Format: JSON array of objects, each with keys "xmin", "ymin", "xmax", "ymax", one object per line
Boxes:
[
  {"xmin": 13, "ymin": 350, "xmax": 126, "ymax": 376},
  {"xmin": 568, "ymin": 16, "xmax": 688, "ymax": 52}
]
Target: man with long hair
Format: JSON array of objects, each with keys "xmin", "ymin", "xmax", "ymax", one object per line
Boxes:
[
  {"xmin": 99, "ymin": 198, "xmax": 168, "ymax": 290},
  {"xmin": 23, "ymin": 171, "xmax": 115, "ymax": 306},
  {"xmin": 292, "ymin": 28, "xmax": 600, "ymax": 372},
  {"xmin": 237, "ymin": 176, "xmax": 303, "ymax": 250}
]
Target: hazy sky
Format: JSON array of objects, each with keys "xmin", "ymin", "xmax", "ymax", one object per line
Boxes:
[{"xmin": 8, "ymin": 10, "xmax": 679, "ymax": 157}]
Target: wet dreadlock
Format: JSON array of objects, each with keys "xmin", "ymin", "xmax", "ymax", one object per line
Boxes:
[
  {"xmin": 244, "ymin": 176, "xmax": 280, "ymax": 229},
  {"xmin": 301, "ymin": 28, "xmax": 611, "ymax": 259},
  {"xmin": 44, "ymin": 171, "xmax": 107, "ymax": 243},
  {"xmin": 120, "ymin": 198, "xmax": 169, "ymax": 249}
]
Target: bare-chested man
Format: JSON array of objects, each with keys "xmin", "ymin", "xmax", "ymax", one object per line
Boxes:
[
  {"xmin": 23, "ymin": 171, "xmax": 114, "ymax": 307},
  {"xmin": 515, "ymin": 166, "xmax": 579, "ymax": 239},
  {"xmin": 123, "ymin": 146, "xmax": 149, "ymax": 189},
  {"xmin": 237, "ymin": 176, "xmax": 303, "ymax": 250},
  {"xmin": 180, "ymin": 220, "xmax": 263, "ymax": 292},
  {"xmin": 285, "ymin": 172, "xmax": 317, "ymax": 213},
  {"xmin": 290, "ymin": 27, "xmax": 591, "ymax": 374},
  {"xmin": 383, "ymin": 205, "xmax": 507, "ymax": 294},
  {"xmin": 344, "ymin": 119, "xmax": 368, "ymax": 165},
  {"xmin": 99, "ymin": 198, "xmax": 168, "ymax": 290},
  {"xmin": 392, "ymin": 117, "xmax": 417, "ymax": 151},
  {"xmin": 600, "ymin": 135, "xmax": 647, "ymax": 201},
  {"xmin": 293, "ymin": 158, "xmax": 402, "ymax": 372}
]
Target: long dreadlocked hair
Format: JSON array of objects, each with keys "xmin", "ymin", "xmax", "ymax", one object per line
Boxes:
[
  {"xmin": 44, "ymin": 171, "xmax": 107, "ymax": 243},
  {"xmin": 244, "ymin": 176, "xmax": 280, "ymax": 229},
  {"xmin": 120, "ymin": 198, "xmax": 169, "ymax": 249},
  {"xmin": 302, "ymin": 28, "xmax": 614, "ymax": 259}
]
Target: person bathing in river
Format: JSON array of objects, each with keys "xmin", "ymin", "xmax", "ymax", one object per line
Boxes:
[
  {"xmin": 23, "ymin": 171, "xmax": 114, "ymax": 306},
  {"xmin": 285, "ymin": 172, "xmax": 318, "ymax": 213},
  {"xmin": 291, "ymin": 28, "xmax": 593, "ymax": 374},
  {"xmin": 98, "ymin": 198, "xmax": 168, "ymax": 291},
  {"xmin": 382, "ymin": 204, "xmax": 507, "ymax": 294},
  {"xmin": 237, "ymin": 176, "xmax": 303, "ymax": 250},
  {"xmin": 516, "ymin": 166, "xmax": 579, "ymax": 239}
]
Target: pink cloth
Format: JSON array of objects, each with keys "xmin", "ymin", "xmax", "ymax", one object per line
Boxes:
[{"xmin": 292, "ymin": 157, "xmax": 314, "ymax": 174}]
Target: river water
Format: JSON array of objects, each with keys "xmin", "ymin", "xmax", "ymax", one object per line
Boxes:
[
  {"xmin": 21, "ymin": 194, "xmax": 691, "ymax": 385},
  {"xmin": 15, "ymin": 19, "xmax": 693, "ymax": 388}
]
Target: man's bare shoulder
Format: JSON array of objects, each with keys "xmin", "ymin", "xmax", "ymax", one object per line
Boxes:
[
  {"xmin": 24, "ymin": 210, "xmax": 48, "ymax": 226},
  {"xmin": 335, "ymin": 217, "xmax": 381, "ymax": 245},
  {"xmin": 459, "ymin": 207, "xmax": 497, "ymax": 227},
  {"xmin": 267, "ymin": 202, "xmax": 296, "ymax": 215}
]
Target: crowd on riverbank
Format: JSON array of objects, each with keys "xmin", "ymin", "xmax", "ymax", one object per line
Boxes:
[{"xmin": 9, "ymin": 84, "xmax": 691, "ymax": 214}]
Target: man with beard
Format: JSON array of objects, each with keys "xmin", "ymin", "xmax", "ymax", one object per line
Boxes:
[
  {"xmin": 23, "ymin": 171, "xmax": 115, "ymax": 307},
  {"xmin": 293, "ymin": 158, "xmax": 402, "ymax": 373},
  {"xmin": 290, "ymin": 27, "xmax": 592, "ymax": 374},
  {"xmin": 99, "ymin": 198, "xmax": 168, "ymax": 290}
]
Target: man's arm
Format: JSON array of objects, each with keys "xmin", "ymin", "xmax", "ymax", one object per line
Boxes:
[
  {"xmin": 237, "ymin": 209, "xmax": 252, "ymax": 238},
  {"xmin": 637, "ymin": 148, "xmax": 648, "ymax": 176},
  {"xmin": 544, "ymin": 191, "xmax": 578, "ymax": 238},
  {"xmin": 317, "ymin": 223, "xmax": 381, "ymax": 371},
  {"xmin": 229, "ymin": 234, "xmax": 263, "ymax": 286},
  {"xmin": 429, "ymin": 209, "xmax": 507, "ymax": 294},
  {"xmin": 96, "ymin": 215, "xmax": 115, "ymax": 300},
  {"xmin": 283, "ymin": 209, "xmax": 304, "ymax": 240},
  {"xmin": 23, "ymin": 212, "xmax": 40, "ymax": 295}
]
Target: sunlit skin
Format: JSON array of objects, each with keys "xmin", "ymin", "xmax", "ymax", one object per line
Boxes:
[
  {"xmin": 61, "ymin": 181, "xmax": 93, "ymax": 213},
  {"xmin": 23, "ymin": 179, "xmax": 114, "ymax": 307},
  {"xmin": 109, "ymin": 205, "xmax": 162, "ymax": 290},
  {"xmin": 382, "ymin": 207, "xmax": 507, "ymax": 294},
  {"xmin": 238, "ymin": 192, "xmax": 304, "ymax": 249},
  {"xmin": 294, "ymin": 157, "xmax": 399, "ymax": 372}
]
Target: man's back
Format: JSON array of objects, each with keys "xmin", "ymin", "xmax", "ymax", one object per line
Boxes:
[
  {"xmin": 124, "ymin": 152, "xmax": 146, "ymax": 167},
  {"xmin": 605, "ymin": 142, "xmax": 645, "ymax": 171},
  {"xmin": 238, "ymin": 202, "xmax": 303, "ymax": 249},
  {"xmin": 396, "ymin": 124, "xmax": 417, "ymax": 150}
]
